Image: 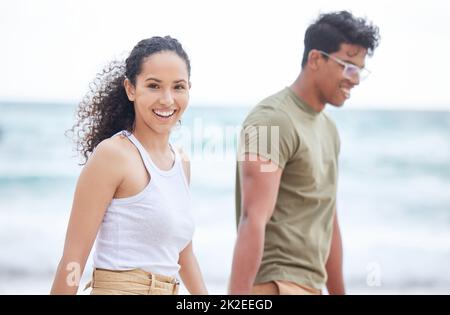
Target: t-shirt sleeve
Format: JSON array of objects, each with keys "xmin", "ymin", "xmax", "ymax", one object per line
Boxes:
[{"xmin": 238, "ymin": 106, "xmax": 299, "ymax": 169}]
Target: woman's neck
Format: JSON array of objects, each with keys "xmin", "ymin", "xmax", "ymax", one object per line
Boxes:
[{"xmin": 133, "ymin": 124, "xmax": 171, "ymax": 154}]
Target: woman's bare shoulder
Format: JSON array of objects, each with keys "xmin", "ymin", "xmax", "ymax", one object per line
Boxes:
[
  {"xmin": 93, "ymin": 135, "xmax": 131, "ymax": 160},
  {"xmin": 83, "ymin": 134, "xmax": 134, "ymax": 179}
]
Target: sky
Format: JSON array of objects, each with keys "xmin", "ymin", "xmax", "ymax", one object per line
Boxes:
[{"xmin": 1, "ymin": 0, "xmax": 450, "ymax": 110}]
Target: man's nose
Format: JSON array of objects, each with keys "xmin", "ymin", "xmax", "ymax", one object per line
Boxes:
[{"xmin": 350, "ymin": 74, "xmax": 360, "ymax": 86}]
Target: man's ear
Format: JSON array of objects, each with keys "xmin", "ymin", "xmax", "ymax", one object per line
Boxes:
[
  {"xmin": 307, "ymin": 50, "xmax": 322, "ymax": 71},
  {"xmin": 188, "ymin": 81, "xmax": 192, "ymax": 89},
  {"xmin": 124, "ymin": 78, "xmax": 135, "ymax": 102}
]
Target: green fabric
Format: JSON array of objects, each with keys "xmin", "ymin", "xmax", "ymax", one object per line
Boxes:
[{"xmin": 235, "ymin": 87, "xmax": 340, "ymax": 290}]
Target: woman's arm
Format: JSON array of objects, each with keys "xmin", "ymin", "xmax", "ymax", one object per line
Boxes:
[
  {"xmin": 178, "ymin": 241, "xmax": 208, "ymax": 295},
  {"xmin": 50, "ymin": 140, "xmax": 125, "ymax": 294}
]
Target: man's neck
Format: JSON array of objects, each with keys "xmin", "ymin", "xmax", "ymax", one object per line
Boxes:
[{"xmin": 290, "ymin": 73, "xmax": 326, "ymax": 113}]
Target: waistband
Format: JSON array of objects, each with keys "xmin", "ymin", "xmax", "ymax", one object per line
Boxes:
[{"xmin": 84, "ymin": 268, "xmax": 180, "ymax": 295}]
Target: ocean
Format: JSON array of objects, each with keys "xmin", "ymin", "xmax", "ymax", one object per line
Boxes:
[{"xmin": 1, "ymin": 101, "xmax": 450, "ymax": 294}]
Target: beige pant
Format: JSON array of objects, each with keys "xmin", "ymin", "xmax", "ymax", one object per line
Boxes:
[
  {"xmin": 252, "ymin": 280, "xmax": 321, "ymax": 295},
  {"xmin": 84, "ymin": 268, "xmax": 180, "ymax": 295}
]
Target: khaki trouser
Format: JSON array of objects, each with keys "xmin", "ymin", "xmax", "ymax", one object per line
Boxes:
[
  {"xmin": 252, "ymin": 280, "xmax": 321, "ymax": 295},
  {"xmin": 84, "ymin": 268, "xmax": 180, "ymax": 295}
]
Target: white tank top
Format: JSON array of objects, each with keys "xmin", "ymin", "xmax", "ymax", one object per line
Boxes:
[{"xmin": 92, "ymin": 130, "xmax": 194, "ymax": 278}]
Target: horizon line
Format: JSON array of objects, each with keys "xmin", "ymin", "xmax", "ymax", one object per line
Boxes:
[{"xmin": 1, "ymin": 99, "xmax": 449, "ymax": 112}]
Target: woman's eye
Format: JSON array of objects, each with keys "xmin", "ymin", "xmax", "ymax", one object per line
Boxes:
[
  {"xmin": 148, "ymin": 84, "xmax": 159, "ymax": 89},
  {"xmin": 174, "ymin": 85, "xmax": 186, "ymax": 90}
]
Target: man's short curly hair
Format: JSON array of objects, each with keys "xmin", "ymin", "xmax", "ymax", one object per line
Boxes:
[{"xmin": 301, "ymin": 11, "xmax": 380, "ymax": 67}]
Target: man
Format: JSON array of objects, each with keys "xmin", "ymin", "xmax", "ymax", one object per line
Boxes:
[{"xmin": 229, "ymin": 11, "xmax": 380, "ymax": 295}]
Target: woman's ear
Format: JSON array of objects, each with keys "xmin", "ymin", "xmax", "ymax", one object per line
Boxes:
[
  {"xmin": 188, "ymin": 81, "xmax": 192, "ymax": 89},
  {"xmin": 124, "ymin": 78, "xmax": 135, "ymax": 102}
]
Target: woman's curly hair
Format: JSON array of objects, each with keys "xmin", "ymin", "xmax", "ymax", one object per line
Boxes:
[{"xmin": 67, "ymin": 36, "xmax": 191, "ymax": 164}]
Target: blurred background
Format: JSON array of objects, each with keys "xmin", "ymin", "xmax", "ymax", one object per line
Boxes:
[{"xmin": 1, "ymin": 0, "xmax": 449, "ymax": 294}]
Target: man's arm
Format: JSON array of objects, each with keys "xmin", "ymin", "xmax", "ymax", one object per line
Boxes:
[
  {"xmin": 228, "ymin": 155, "xmax": 283, "ymax": 295},
  {"xmin": 325, "ymin": 209, "xmax": 346, "ymax": 295}
]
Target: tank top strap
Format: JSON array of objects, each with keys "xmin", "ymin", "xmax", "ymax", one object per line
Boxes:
[
  {"xmin": 169, "ymin": 142, "xmax": 181, "ymax": 164},
  {"xmin": 122, "ymin": 131, "xmax": 179, "ymax": 176},
  {"xmin": 121, "ymin": 132, "xmax": 157, "ymax": 176},
  {"xmin": 113, "ymin": 130, "xmax": 128, "ymax": 137},
  {"xmin": 171, "ymin": 144, "xmax": 190, "ymax": 191}
]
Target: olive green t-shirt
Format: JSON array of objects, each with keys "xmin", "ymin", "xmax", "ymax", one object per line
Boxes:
[{"xmin": 235, "ymin": 87, "xmax": 340, "ymax": 290}]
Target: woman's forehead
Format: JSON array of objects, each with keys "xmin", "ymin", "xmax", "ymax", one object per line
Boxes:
[{"xmin": 139, "ymin": 52, "xmax": 189, "ymax": 79}]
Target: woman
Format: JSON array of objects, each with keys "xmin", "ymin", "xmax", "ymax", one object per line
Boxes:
[{"xmin": 50, "ymin": 36, "xmax": 208, "ymax": 295}]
